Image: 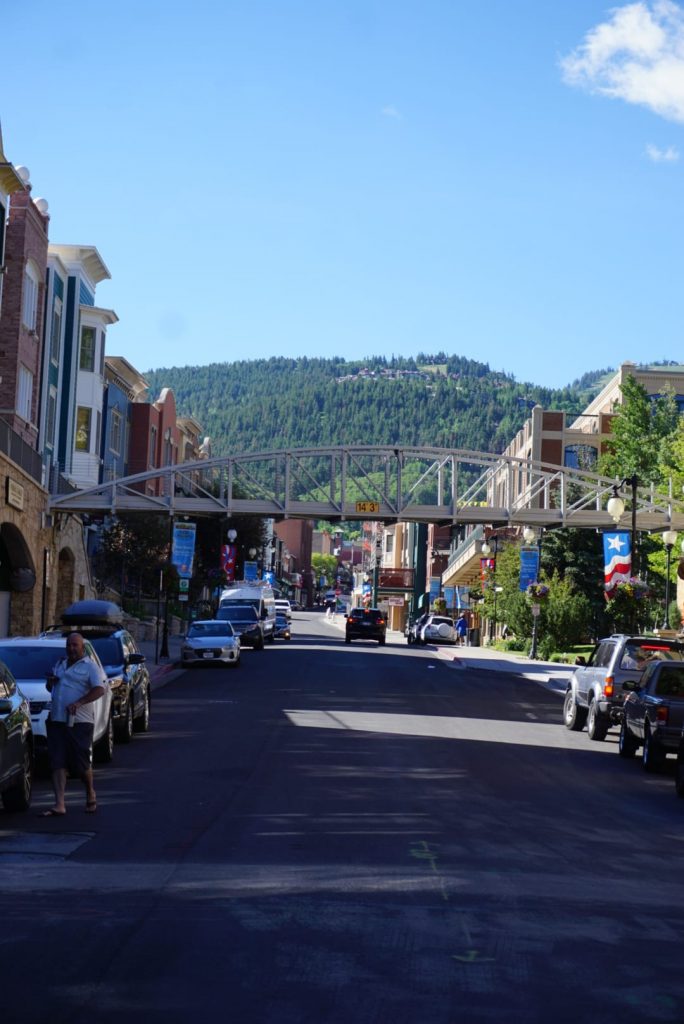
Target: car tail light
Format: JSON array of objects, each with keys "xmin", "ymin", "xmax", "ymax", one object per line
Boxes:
[
  {"xmin": 604, "ymin": 677, "xmax": 614, "ymax": 698},
  {"xmin": 657, "ymin": 706, "xmax": 669, "ymax": 724}
]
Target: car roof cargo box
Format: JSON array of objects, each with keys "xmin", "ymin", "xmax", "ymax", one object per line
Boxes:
[{"xmin": 61, "ymin": 600, "xmax": 124, "ymax": 628}]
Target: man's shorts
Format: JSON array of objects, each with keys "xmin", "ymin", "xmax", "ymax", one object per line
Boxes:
[{"xmin": 46, "ymin": 720, "xmax": 94, "ymax": 774}]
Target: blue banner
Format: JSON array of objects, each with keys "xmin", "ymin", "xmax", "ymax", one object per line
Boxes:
[
  {"xmin": 243, "ymin": 560, "xmax": 258, "ymax": 581},
  {"xmin": 444, "ymin": 586, "xmax": 455, "ymax": 608},
  {"xmin": 172, "ymin": 522, "xmax": 196, "ymax": 579},
  {"xmin": 519, "ymin": 546, "xmax": 540, "ymax": 591},
  {"xmin": 263, "ymin": 570, "xmax": 275, "ymax": 585},
  {"xmin": 429, "ymin": 577, "xmax": 441, "ymax": 600}
]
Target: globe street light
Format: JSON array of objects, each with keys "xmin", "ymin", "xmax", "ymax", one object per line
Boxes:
[
  {"xmin": 662, "ymin": 530, "xmax": 678, "ymax": 629},
  {"xmin": 523, "ymin": 527, "xmax": 536, "ymax": 545}
]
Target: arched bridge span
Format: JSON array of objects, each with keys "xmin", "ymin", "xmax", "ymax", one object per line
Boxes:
[{"xmin": 48, "ymin": 446, "xmax": 684, "ymax": 533}]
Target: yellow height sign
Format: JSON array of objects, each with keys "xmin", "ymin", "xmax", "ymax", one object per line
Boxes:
[{"xmin": 355, "ymin": 501, "xmax": 380, "ymax": 514}]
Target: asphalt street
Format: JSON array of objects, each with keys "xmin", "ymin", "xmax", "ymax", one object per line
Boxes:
[{"xmin": 2, "ymin": 611, "xmax": 684, "ymax": 1024}]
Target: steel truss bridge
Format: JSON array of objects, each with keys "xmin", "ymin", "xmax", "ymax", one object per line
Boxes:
[{"xmin": 48, "ymin": 446, "xmax": 684, "ymax": 533}]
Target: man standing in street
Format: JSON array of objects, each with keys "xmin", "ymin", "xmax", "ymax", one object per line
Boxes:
[{"xmin": 42, "ymin": 632, "xmax": 108, "ymax": 817}]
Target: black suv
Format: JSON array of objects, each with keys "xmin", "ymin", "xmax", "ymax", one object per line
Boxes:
[
  {"xmin": 345, "ymin": 608, "xmax": 387, "ymax": 645},
  {"xmin": 57, "ymin": 601, "xmax": 152, "ymax": 743},
  {"xmin": 0, "ymin": 659, "xmax": 33, "ymax": 812},
  {"xmin": 216, "ymin": 605, "xmax": 265, "ymax": 649}
]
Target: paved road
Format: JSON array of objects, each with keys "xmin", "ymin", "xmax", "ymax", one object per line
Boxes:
[{"xmin": 2, "ymin": 611, "xmax": 684, "ymax": 1023}]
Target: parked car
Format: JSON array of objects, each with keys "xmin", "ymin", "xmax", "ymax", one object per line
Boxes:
[
  {"xmin": 418, "ymin": 615, "xmax": 457, "ymax": 645},
  {"xmin": 405, "ymin": 614, "xmax": 429, "ymax": 645},
  {"xmin": 275, "ymin": 599, "xmax": 292, "ymax": 621},
  {"xmin": 181, "ymin": 620, "xmax": 241, "ymax": 668},
  {"xmin": 55, "ymin": 600, "xmax": 151, "ymax": 743},
  {"xmin": 619, "ymin": 660, "xmax": 684, "ymax": 771},
  {"xmin": 675, "ymin": 733, "xmax": 684, "ymax": 798},
  {"xmin": 216, "ymin": 604, "xmax": 266, "ymax": 649},
  {"xmin": 0, "ymin": 660, "xmax": 33, "ymax": 812},
  {"xmin": 563, "ymin": 635, "xmax": 684, "ymax": 741},
  {"xmin": 345, "ymin": 608, "xmax": 387, "ymax": 645},
  {"xmin": 0, "ymin": 636, "xmax": 114, "ymax": 766},
  {"xmin": 274, "ymin": 613, "xmax": 292, "ymax": 641}
]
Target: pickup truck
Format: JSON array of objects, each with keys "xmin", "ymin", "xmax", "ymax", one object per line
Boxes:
[{"xmin": 619, "ymin": 660, "xmax": 684, "ymax": 771}]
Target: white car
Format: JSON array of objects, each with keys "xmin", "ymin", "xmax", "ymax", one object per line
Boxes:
[
  {"xmin": 0, "ymin": 636, "xmax": 115, "ymax": 765},
  {"xmin": 419, "ymin": 615, "xmax": 457, "ymax": 645},
  {"xmin": 181, "ymin": 620, "xmax": 241, "ymax": 668},
  {"xmin": 275, "ymin": 600, "xmax": 292, "ymax": 620}
]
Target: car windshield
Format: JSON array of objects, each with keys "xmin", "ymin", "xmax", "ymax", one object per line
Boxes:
[
  {"xmin": 217, "ymin": 606, "xmax": 258, "ymax": 623},
  {"xmin": 619, "ymin": 642, "xmax": 684, "ymax": 670},
  {"xmin": 0, "ymin": 645, "xmax": 64, "ymax": 678},
  {"xmin": 188, "ymin": 623, "xmax": 234, "ymax": 638},
  {"xmin": 90, "ymin": 637, "xmax": 124, "ymax": 666}
]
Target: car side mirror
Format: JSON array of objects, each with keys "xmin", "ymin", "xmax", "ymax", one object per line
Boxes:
[
  {"xmin": 0, "ymin": 698, "xmax": 13, "ymax": 715},
  {"xmin": 127, "ymin": 653, "xmax": 145, "ymax": 665},
  {"xmin": 574, "ymin": 656, "xmax": 586, "ymax": 666},
  {"xmin": 622, "ymin": 680, "xmax": 638, "ymax": 692}
]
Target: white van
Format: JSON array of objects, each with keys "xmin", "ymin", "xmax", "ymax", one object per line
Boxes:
[{"xmin": 217, "ymin": 584, "xmax": 277, "ymax": 644}]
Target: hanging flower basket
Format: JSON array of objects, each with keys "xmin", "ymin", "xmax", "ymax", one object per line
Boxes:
[{"xmin": 526, "ymin": 583, "xmax": 549, "ymax": 601}]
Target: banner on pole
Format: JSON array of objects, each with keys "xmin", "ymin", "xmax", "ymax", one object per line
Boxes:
[
  {"xmin": 220, "ymin": 543, "xmax": 237, "ymax": 582},
  {"xmin": 519, "ymin": 545, "xmax": 540, "ymax": 591},
  {"xmin": 603, "ymin": 532, "xmax": 631, "ymax": 592},
  {"xmin": 172, "ymin": 522, "xmax": 196, "ymax": 579}
]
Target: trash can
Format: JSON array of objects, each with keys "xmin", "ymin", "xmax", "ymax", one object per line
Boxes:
[{"xmin": 469, "ymin": 627, "xmax": 480, "ymax": 647}]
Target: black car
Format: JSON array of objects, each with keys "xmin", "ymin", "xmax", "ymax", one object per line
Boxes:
[
  {"xmin": 345, "ymin": 608, "xmax": 387, "ymax": 645},
  {"xmin": 0, "ymin": 659, "xmax": 33, "ymax": 813},
  {"xmin": 57, "ymin": 601, "xmax": 152, "ymax": 743},
  {"xmin": 216, "ymin": 605, "xmax": 266, "ymax": 649}
]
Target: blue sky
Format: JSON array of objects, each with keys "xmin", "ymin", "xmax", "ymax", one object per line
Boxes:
[{"xmin": 3, "ymin": 1, "xmax": 684, "ymax": 389}]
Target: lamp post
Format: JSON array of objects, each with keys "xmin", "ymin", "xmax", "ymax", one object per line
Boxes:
[
  {"xmin": 481, "ymin": 535, "xmax": 498, "ymax": 643},
  {"xmin": 607, "ymin": 474, "xmax": 639, "ymax": 576},
  {"xmin": 662, "ymin": 530, "xmax": 678, "ymax": 629},
  {"xmin": 523, "ymin": 526, "xmax": 542, "ymax": 659}
]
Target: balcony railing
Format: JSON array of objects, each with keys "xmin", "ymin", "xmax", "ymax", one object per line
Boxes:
[{"xmin": 0, "ymin": 418, "xmax": 43, "ymax": 485}]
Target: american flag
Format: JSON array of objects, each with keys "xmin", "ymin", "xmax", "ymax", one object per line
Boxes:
[{"xmin": 603, "ymin": 532, "xmax": 631, "ymax": 592}]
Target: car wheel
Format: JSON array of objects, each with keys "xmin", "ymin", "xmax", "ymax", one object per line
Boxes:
[
  {"xmin": 94, "ymin": 714, "xmax": 115, "ymax": 764},
  {"xmin": 642, "ymin": 726, "xmax": 666, "ymax": 773},
  {"xmin": 407, "ymin": 634, "xmax": 413, "ymax": 645},
  {"xmin": 378, "ymin": 636, "xmax": 386, "ymax": 645},
  {"xmin": 133, "ymin": 687, "xmax": 151, "ymax": 733},
  {"xmin": 563, "ymin": 689, "xmax": 587, "ymax": 732},
  {"xmin": 231, "ymin": 657, "xmax": 241, "ymax": 669},
  {"xmin": 116, "ymin": 699, "xmax": 134, "ymax": 744},
  {"xmin": 1, "ymin": 741, "xmax": 33, "ymax": 812},
  {"xmin": 587, "ymin": 699, "xmax": 608, "ymax": 741},
  {"xmin": 268, "ymin": 633, "xmax": 275, "ymax": 643},
  {"xmin": 345, "ymin": 636, "xmax": 351, "ymax": 644},
  {"xmin": 618, "ymin": 719, "xmax": 639, "ymax": 758},
  {"xmin": 255, "ymin": 636, "xmax": 264, "ymax": 651}
]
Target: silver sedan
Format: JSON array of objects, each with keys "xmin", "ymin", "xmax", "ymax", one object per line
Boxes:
[{"xmin": 181, "ymin": 621, "xmax": 241, "ymax": 668}]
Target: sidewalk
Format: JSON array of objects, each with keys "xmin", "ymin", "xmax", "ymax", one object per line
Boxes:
[{"xmin": 137, "ymin": 633, "xmax": 184, "ymax": 687}]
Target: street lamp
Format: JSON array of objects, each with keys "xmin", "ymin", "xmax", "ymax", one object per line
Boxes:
[
  {"xmin": 481, "ymin": 536, "xmax": 498, "ymax": 643},
  {"xmin": 607, "ymin": 475, "xmax": 639, "ymax": 576},
  {"xmin": 662, "ymin": 530, "xmax": 678, "ymax": 629}
]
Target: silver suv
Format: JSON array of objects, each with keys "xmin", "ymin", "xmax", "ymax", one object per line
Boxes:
[{"xmin": 563, "ymin": 635, "xmax": 684, "ymax": 741}]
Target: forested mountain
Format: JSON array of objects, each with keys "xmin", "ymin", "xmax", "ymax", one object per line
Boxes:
[{"xmin": 144, "ymin": 354, "xmax": 608, "ymax": 456}]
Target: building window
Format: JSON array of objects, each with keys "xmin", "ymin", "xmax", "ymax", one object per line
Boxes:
[
  {"xmin": 17, "ymin": 365, "xmax": 33, "ymax": 421},
  {"xmin": 76, "ymin": 406, "xmax": 92, "ymax": 452},
  {"xmin": 110, "ymin": 409, "xmax": 122, "ymax": 455},
  {"xmin": 149, "ymin": 425, "xmax": 157, "ymax": 467},
  {"xmin": 50, "ymin": 297, "xmax": 62, "ymax": 364},
  {"xmin": 96, "ymin": 410, "xmax": 101, "ymax": 453},
  {"xmin": 22, "ymin": 262, "xmax": 39, "ymax": 331},
  {"xmin": 385, "ymin": 534, "xmax": 394, "ymax": 554},
  {"xmin": 46, "ymin": 387, "xmax": 57, "ymax": 446},
  {"xmin": 98, "ymin": 331, "xmax": 105, "ymax": 376},
  {"xmin": 79, "ymin": 326, "xmax": 96, "ymax": 371}
]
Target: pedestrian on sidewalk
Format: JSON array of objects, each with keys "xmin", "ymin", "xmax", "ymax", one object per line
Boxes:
[
  {"xmin": 456, "ymin": 613, "xmax": 468, "ymax": 646},
  {"xmin": 42, "ymin": 632, "xmax": 108, "ymax": 818}
]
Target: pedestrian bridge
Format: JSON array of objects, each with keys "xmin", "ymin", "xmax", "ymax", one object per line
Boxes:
[{"xmin": 48, "ymin": 445, "xmax": 684, "ymax": 532}]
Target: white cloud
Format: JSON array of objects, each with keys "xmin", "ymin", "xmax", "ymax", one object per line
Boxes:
[
  {"xmin": 381, "ymin": 105, "xmax": 401, "ymax": 120},
  {"xmin": 561, "ymin": 1, "xmax": 684, "ymax": 123},
  {"xmin": 646, "ymin": 141, "xmax": 680, "ymax": 158}
]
